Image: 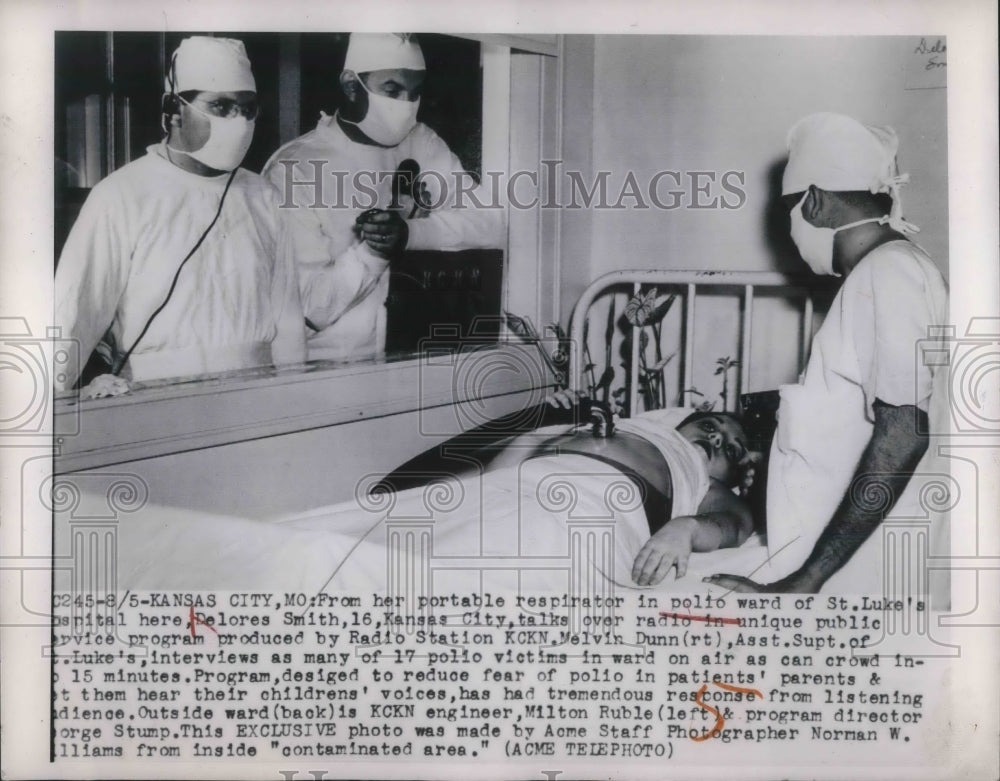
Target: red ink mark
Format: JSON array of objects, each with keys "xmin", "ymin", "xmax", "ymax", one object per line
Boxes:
[
  {"xmin": 659, "ymin": 611, "xmax": 741, "ymax": 625},
  {"xmin": 712, "ymin": 680, "xmax": 764, "ymax": 699},
  {"xmin": 690, "ymin": 680, "xmax": 766, "ymax": 741},
  {"xmin": 188, "ymin": 606, "xmax": 218, "ymax": 638},
  {"xmin": 691, "ymin": 684, "xmax": 725, "ymax": 741}
]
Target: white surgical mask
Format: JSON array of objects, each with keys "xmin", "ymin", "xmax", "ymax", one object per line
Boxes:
[
  {"xmin": 343, "ymin": 80, "xmax": 419, "ymax": 147},
  {"xmin": 171, "ymin": 98, "xmax": 255, "ymax": 172},
  {"xmin": 789, "ymin": 192, "xmax": 885, "ymax": 276}
]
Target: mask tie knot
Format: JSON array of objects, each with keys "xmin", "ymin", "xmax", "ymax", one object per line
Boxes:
[{"xmin": 871, "ymin": 172, "xmax": 920, "ymax": 234}]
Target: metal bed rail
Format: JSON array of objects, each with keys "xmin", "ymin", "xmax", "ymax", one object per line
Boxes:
[{"xmin": 567, "ymin": 269, "xmax": 822, "ymax": 413}]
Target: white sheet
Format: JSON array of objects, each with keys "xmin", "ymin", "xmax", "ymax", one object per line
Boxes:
[
  {"xmin": 112, "ymin": 448, "xmax": 768, "ymax": 597},
  {"xmin": 614, "ymin": 407, "xmax": 710, "ymax": 517}
]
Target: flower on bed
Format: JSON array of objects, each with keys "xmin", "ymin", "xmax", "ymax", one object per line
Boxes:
[{"xmin": 624, "ymin": 289, "xmax": 678, "ymax": 412}]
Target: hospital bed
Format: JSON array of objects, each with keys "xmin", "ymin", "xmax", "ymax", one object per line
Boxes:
[{"xmin": 53, "ymin": 269, "xmax": 830, "ymax": 621}]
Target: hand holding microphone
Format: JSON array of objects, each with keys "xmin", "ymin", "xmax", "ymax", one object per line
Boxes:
[
  {"xmin": 355, "ymin": 208, "xmax": 408, "ymax": 256},
  {"xmin": 354, "ymin": 159, "xmax": 421, "ymax": 256}
]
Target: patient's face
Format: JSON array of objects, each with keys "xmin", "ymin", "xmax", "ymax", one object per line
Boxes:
[{"xmin": 677, "ymin": 414, "xmax": 750, "ymax": 487}]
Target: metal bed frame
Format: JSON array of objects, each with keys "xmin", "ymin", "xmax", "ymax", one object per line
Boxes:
[{"xmin": 567, "ymin": 269, "xmax": 820, "ymax": 413}]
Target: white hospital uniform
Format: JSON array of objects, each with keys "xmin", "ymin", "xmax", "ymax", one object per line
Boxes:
[
  {"xmin": 262, "ymin": 116, "xmax": 504, "ymax": 362},
  {"xmin": 55, "ymin": 144, "xmax": 304, "ymax": 389},
  {"xmin": 764, "ymin": 240, "xmax": 948, "ymax": 592}
]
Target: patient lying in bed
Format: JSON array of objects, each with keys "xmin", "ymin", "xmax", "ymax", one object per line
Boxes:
[
  {"xmin": 111, "ymin": 398, "xmax": 762, "ymax": 595},
  {"xmin": 628, "ymin": 410, "xmax": 758, "ymax": 585},
  {"xmin": 506, "ymin": 402, "xmax": 760, "ymax": 587},
  {"xmin": 384, "ymin": 394, "xmax": 761, "ymax": 588}
]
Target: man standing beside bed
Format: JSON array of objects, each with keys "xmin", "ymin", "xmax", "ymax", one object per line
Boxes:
[
  {"xmin": 540, "ymin": 113, "xmax": 945, "ymax": 594},
  {"xmin": 706, "ymin": 112, "xmax": 948, "ymax": 594}
]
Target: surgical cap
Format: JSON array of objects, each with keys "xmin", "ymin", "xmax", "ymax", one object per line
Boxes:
[
  {"xmin": 166, "ymin": 37, "xmax": 256, "ymax": 94},
  {"xmin": 343, "ymin": 33, "xmax": 425, "ymax": 74},
  {"xmin": 782, "ymin": 112, "xmax": 918, "ymax": 233}
]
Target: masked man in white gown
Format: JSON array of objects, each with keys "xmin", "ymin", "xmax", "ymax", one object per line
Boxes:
[
  {"xmin": 55, "ymin": 36, "xmax": 305, "ymax": 392},
  {"xmin": 263, "ymin": 33, "xmax": 504, "ymax": 362},
  {"xmin": 706, "ymin": 112, "xmax": 949, "ymax": 595}
]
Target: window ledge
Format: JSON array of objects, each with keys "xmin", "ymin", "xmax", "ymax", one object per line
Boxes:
[{"xmin": 54, "ymin": 343, "xmax": 552, "ymax": 473}]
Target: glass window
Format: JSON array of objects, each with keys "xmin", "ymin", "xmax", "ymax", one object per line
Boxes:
[{"xmin": 53, "ymin": 31, "xmax": 509, "ymax": 393}]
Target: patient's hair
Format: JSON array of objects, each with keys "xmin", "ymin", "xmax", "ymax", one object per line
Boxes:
[{"xmin": 677, "ymin": 410, "xmax": 741, "ymax": 430}]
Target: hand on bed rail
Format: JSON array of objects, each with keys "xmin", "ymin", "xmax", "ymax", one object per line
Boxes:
[
  {"xmin": 81, "ymin": 373, "xmax": 131, "ymax": 399},
  {"xmin": 545, "ymin": 390, "xmax": 615, "ymax": 437},
  {"xmin": 544, "ymin": 389, "xmax": 582, "ymax": 410}
]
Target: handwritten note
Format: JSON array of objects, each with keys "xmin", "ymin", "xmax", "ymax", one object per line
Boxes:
[{"xmin": 905, "ymin": 37, "xmax": 947, "ymax": 90}]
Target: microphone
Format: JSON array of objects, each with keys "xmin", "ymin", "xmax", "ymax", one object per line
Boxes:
[{"xmin": 393, "ymin": 159, "xmax": 421, "ymax": 217}]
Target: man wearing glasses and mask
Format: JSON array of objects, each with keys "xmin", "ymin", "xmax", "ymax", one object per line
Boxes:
[
  {"xmin": 55, "ymin": 36, "xmax": 305, "ymax": 395},
  {"xmin": 263, "ymin": 33, "xmax": 504, "ymax": 363}
]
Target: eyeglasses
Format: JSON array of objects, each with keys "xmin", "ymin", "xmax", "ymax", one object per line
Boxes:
[{"xmin": 179, "ymin": 94, "xmax": 260, "ymax": 121}]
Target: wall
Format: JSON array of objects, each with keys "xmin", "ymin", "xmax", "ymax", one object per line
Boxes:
[
  {"xmin": 557, "ymin": 36, "xmax": 598, "ymax": 325},
  {"xmin": 558, "ymin": 35, "xmax": 948, "ymax": 398},
  {"xmin": 588, "ymin": 35, "xmax": 948, "ymax": 275}
]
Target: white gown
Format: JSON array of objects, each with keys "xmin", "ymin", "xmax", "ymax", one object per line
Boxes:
[
  {"xmin": 764, "ymin": 240, "xmax": 949, "ymax": 593},
  {"xmin": 262, "ymin": 116, "xmax": 504, "ymax": 362},
  {"xmin": 55, "ymin": 144, "xmax": 305, "ymax": 389}
]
